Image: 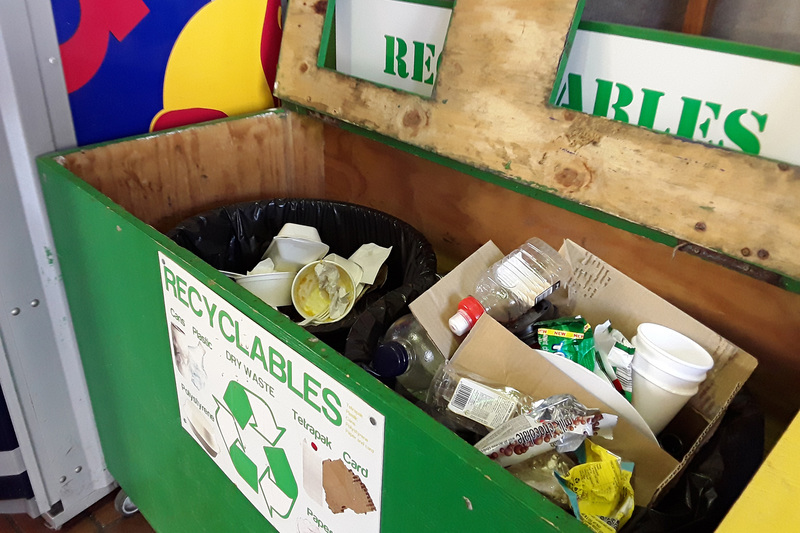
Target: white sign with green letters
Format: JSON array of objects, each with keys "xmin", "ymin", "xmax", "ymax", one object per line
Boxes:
[
  {"xmin": 159, "ymin": 252, "xmax": 385, "ymax": 533},
  {"xmin": 334, "ymin": 0, "xmax": 453, "ymax": 97},
  {"xmin": 556, "ymin": 23, "xmax": 798, "ymax": 166}
]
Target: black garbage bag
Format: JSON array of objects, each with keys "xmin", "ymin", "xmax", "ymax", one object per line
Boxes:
[
  {"xmin": 167, "ymin": 198, "xmax": 439, "ymax": 356},
  {"xmin": 623, "ymin": 387, "xmax": 764, "ymax": 532}
]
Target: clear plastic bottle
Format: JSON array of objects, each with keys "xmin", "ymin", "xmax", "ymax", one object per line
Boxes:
[
  {"xmin": 449, "ymin": 238, "xmax": 570, "ymax": 335},
  {"xmin": 372, "ymin": 314, "xmax": 446, "ymax": 400}
]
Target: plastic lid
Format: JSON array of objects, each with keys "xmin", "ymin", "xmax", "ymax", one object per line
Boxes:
[
  {"xmin": 449, "ymin": 296, "xmax": 485, "ymax": 335},
  {"xmin": 372, "ymin": 341, "xmax": 410, "ymax": 378},
  {"xmin": 448, "ymin": 311, "xmax": 472, "ymax": 336}
]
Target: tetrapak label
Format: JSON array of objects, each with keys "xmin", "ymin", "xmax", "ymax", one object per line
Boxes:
[
  {"xmin": 447, "ymin": 378, "xmax": 517, "ymax": 429},
  {"xmin": 159, "ymin": 253, "xmax": 384, "ymax": 533}
]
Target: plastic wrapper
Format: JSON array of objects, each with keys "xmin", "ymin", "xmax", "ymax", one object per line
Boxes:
[
  {"xmin": 594, "ymin": 321, "xmax": 635, "ymax": 401},
  {"xmin": 555, "ymin": 440, "xmax": 635, "ymax": 533},
  {"xmin": 537, "ymin": 317, "xmax": 596, "ymax": 371},
  {"xmin": 167, "ymin": 198, "xmax": 438, "ymax": 356},
  {"xmin": 506, "ymin": 450, "xmax": 576, "ymax": 509},
  {"xmin": 426, "ymin": 364, "xmax": 538, "ymax": 436},
  {"xmin": 475, "ymin": 394, "xmax": 617, "ymax": 467}
]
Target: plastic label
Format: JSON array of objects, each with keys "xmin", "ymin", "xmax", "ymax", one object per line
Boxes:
[{"xmin": 447, "ymin": 378, "xmax": 517, "ymax": 429}]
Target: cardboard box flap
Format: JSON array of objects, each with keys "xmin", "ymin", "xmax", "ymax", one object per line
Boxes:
[
  {"xmin": 410, "ymin": 241, "xmax": 504, "ymax": 358},
  {"xmin": 560, "ymin": 239, "xmax": 758, "ymax": 422},
  {"xmin": 451, "ymin": 315, "xmax": 678, "ymax": 507}
]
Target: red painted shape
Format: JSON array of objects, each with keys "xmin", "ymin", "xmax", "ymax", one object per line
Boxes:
[
  {"xmin": 151, "ymin": 108, "xmax": 229, "ymax": 132},
  {"xmin": 261, "ymin": 0, "xmax": 284, "ymax": 105},
  {"xmin": 60, "ymin": 0, "xmax": 150, "ymax": 93}
]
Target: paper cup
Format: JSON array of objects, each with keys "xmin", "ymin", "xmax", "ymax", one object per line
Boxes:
[
  {"xmin": 632, "ymin": 336, "xmax": 706, "ymax": 390},
  {"xmin": 263, "ymin": 237, "xmax": 329, "ymax": 272},
  {"xmin": 636, "ymin": 323, "xmax": 714, "ymax": 381},
  {"xmin": 291, "ymin": 260, "xmax": 356, "ymax": 323},
  {"xmin": 630, "ymin": 324, "xmax": 714, "ymax": 434},
  {"xmin": 631, "ymin": 365, "xmax": 696, "ymax": 435}
]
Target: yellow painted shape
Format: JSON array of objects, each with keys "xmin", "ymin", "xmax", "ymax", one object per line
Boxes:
[
  {"xmin": 160, "ymin": 0, "xmax": 272, "ymax": 117},
  {"xmin": 717, "ymin": 411, "xmax": 800, "ymax": 530}
]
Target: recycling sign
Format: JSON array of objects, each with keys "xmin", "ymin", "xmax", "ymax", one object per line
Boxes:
[
  {"xmin": 217, "ymin": 381, "xmax": 297, "ymax": 518},
  {"xmin": 159, "ymin": 253, "xmax": 385, "ymax": 533}
]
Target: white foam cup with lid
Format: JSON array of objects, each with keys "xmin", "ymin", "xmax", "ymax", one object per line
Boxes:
[
  {"xmin": 262, "ymin": 223, "xmax": 329, "ymax": 272},
  {"xmin": 630, "ymin": 323, "xmax": 714, "ymax": 434},
  {"xmin": 276, "ymin": 223, "xmax": 322, "ymax": 241}
]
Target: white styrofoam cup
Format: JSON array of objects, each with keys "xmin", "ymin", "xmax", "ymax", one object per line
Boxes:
[{"xmin": 630, "ymin": 323, "xmax": 714, "ymax": 434}]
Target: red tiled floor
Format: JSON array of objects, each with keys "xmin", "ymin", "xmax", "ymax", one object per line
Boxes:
[
  {"xmin": 0, "ymin": 515, "xmax": 17, "ymax": 533},
  {"xmin": 4, "ymin": 489, "xmax": 154, "ymax": 533},
  {"xmin": 101, "ymin": 514, "xmax": 152, "ymax": 533}
]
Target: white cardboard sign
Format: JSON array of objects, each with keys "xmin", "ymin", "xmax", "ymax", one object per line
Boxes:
[
  {"xmin": 159, "ymin": 252, "xmax": 385, "ymax": 533},
  {"xmin": 556, "ymin": 28, "xmax": 797, "ymax": 165},
  {"xmin": 335, "ymin": 0, "xmax": 452, "ymax": 97}
]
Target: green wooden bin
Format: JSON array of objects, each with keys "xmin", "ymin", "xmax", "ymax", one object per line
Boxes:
[
  {"xmin": 37, "ymin": 110, "xmax": 588, "ymax": 532},
  {"xmin": 35, "ymin": 0, "xmax": 800, "ymax": 530}
]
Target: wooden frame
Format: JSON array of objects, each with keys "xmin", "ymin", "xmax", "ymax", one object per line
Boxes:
[{"xmin": 276, "ymin": 0, "xmax": 800, "ymax": 284}]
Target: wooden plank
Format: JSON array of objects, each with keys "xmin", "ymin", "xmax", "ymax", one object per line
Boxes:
[
  {"xmin": 321, "ymin": 123, "xmax": 800, "ymax": 449},
  {"xmin": 59, "ymin": 112, "xmax": 326, "ymax": 232},
  {"xmin": 276, "ymin": 0, "xmax": 800, "ymax": 282}
]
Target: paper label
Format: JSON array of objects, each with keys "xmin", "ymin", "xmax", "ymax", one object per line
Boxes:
[
  {"xmin": 159, "ymin": 253, "xmax": 384, "ymax": 533},
  {"xmin": 447, "ymin": 378, "xmax": 517, "ymax": 429}
]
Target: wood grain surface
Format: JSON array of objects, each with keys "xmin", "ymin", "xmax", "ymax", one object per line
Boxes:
[
  {"xmin": 275, "ymin": 0, "xmax": 800, "ymax": 281},
  {"xmin": 60, "ymin": 112, "xmax": 325, "ymax": 232}
]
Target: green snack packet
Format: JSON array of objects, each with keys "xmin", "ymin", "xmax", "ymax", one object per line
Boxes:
[{"xmin": 537, "ymin": 317, "xmax": 596, "ymax": 371}]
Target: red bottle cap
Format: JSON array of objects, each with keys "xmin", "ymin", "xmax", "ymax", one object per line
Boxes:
[{"xmin": 448, "ymin": 296, "xmax": 486, "ymax": 335}]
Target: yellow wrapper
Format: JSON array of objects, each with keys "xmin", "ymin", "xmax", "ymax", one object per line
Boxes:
[{"xmin": 555, "ymin": 440, "xmax": 634, "ymax": 533}]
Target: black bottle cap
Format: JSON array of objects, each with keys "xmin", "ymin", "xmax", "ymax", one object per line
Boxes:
[
  {"xmin": 507, "ymin": 299, "xmax": 558, "ymax": 344},
  {"xmin": 372, "ymin": 341, "xmax": 410, "ymax": 378}
]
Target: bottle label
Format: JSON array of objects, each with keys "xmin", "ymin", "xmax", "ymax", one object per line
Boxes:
[
  {"xmin": 447, "ymin": 378, "xmax": 518, "ymax": 429},
  {"xmin": 534, "ymin": 280, "xmax": 560, "ymax": 304},
  {"xmin": 496, "ymin": 254, "xmax": 558, "ymax": 307}
]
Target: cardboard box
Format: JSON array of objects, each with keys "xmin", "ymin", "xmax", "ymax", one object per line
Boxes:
[{"xmin": 411, "ymin": 239, "xmax": 757, "ymax": 506}]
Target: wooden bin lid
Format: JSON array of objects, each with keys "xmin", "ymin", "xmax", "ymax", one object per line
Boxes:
[{"xmin": 275, "ymin": 0, "xmax": 800, "ymax": 286}]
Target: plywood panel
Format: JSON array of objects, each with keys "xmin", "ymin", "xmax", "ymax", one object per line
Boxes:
[
  {"xmin": 321, "ymin": 124, "xmax": 800, "ymax": 447},
  {"xmin": 59, "ymin": 112, "xmax": 325, "ymax": 231},
  {"xmin": 276, "ymin": 0, "xmax": 800, "ymax": 281}
]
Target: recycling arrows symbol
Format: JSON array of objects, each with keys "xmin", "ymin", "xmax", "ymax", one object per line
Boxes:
[{"xmin": 215, "ymin": 381, "xmax": 298, "ymax": 518}]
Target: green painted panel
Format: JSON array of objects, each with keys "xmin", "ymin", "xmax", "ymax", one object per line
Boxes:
[{"xmin": 37, "ymin": 157, "xmax": 587, "ymax": 532}]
